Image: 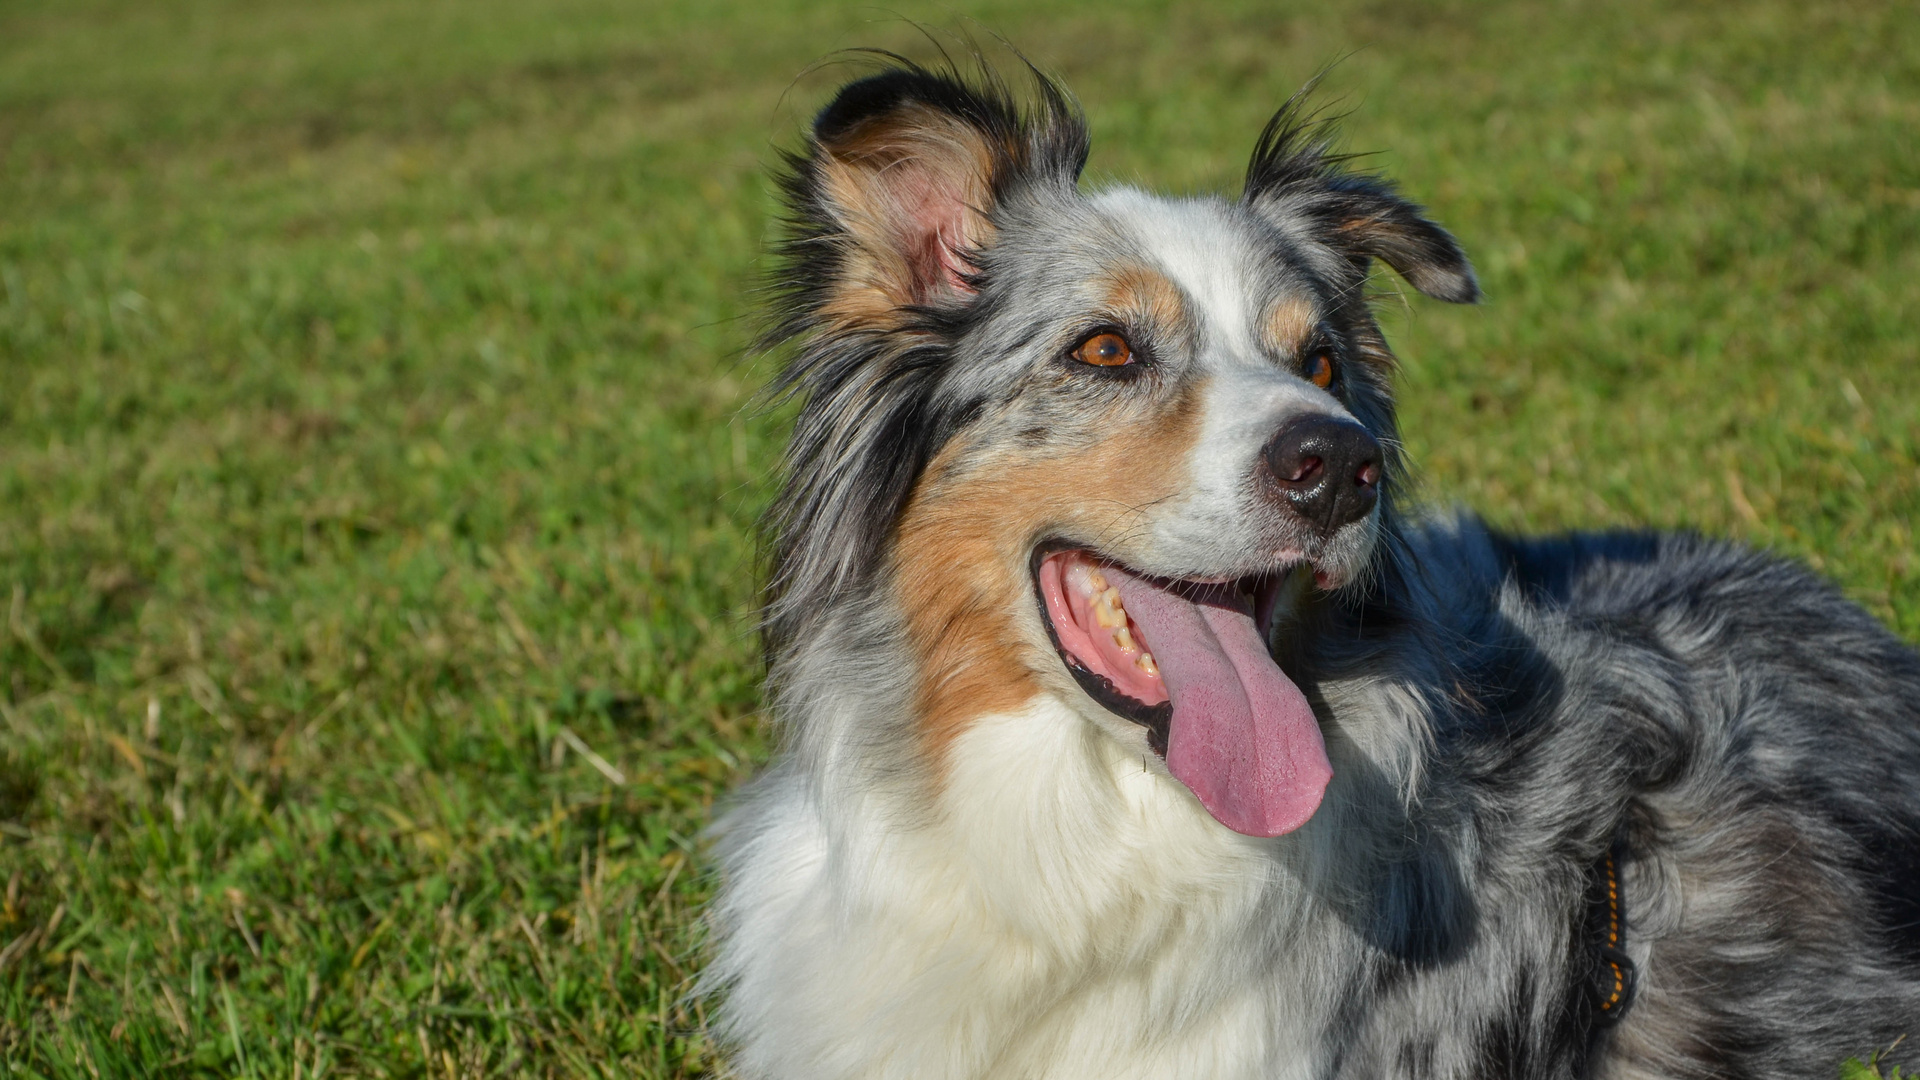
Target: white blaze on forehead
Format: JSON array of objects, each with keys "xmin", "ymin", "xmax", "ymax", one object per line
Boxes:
[{"xmin": 1089, "ymin": 189, "xmax": 1271, "ymax": 366}]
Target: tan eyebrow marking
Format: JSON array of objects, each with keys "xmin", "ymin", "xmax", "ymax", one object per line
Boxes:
[
  {"xmin": 1095, "ymin": 263, "xmax": 1188, "ymax": 331},
  {"xmin": 1261, "ymin": 296, "xmax": 1320, "ymax": 355}
]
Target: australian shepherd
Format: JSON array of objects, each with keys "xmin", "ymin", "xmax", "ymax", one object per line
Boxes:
[{"xmin": 701, "ymin": 59, "xmax": 1920, "ymax": 1079}]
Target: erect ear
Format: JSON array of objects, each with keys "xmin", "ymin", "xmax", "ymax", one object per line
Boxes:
[
  {"xmin": 787, "ymin": 65, "xmax": 1085, "ymax": 322},
  {"xmin": 1242, "ymin": 104, "xmax": 1481, "ymax": 304}
]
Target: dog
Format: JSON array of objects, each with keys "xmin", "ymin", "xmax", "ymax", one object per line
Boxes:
[{"xmin": 701, "ymin": 58, "xmax": 1920, "ymax": 1079}]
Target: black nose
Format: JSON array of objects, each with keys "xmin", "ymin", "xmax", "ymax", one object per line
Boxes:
[{"xmin": 1263, "ymin": 415, "xmax": 1383, "ymax": 532}]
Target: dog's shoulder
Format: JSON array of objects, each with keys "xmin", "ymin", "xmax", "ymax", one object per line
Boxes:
[
  {"xmin": 1467, "ymin": 520, "xmax": 1920, "ymax": 774},
  {"xmin": 1371, "ymin": 518, "xmax": 1920, "ymax": 1074}
]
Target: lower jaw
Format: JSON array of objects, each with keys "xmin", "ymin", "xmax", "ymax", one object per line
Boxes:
[{"xmin": 1065, "ymin": 656, "xmax": 1174, "ymax": 756}]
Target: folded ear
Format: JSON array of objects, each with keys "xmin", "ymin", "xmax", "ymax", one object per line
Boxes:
[
  {"xmin": 1242, "ymin": 103, "xmax": 1480, "ymax": 304},
  {"xmin": 779, "ymin": 64, "xmax": 1087, "ymax": 327}
]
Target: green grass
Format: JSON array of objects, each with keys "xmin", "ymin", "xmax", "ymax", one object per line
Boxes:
[
  {"xmin": 1, "ymin": 0, "xmax": 1915, "ymax": 1075},
  {"xmin": 1847, "ymin": 1041, "xmax": 1919, "ymax": 1080}
]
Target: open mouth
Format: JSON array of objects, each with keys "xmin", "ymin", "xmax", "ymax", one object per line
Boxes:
[{"xmin": 1033, "ymin": 546, "xmax": 1333, "ymax": 838}]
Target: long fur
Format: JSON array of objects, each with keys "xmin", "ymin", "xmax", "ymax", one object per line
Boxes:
[{"xmin": 704, "ymin": 58, "xmax": 1920, "ymax": 1079}]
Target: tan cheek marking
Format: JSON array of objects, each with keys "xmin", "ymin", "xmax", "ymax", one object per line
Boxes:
[
  {"xmin": 890, "ymin": 386, "xmax": 1204, "ymax": 771},
  {"xmin": 1261, "ymin": 296, "xmax": 1319, "ymax": 356}
]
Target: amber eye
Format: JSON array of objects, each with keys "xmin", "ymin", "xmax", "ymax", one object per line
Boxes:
[
  {"xmin": 1302, "ymin": 350, "xmax": 1335, "ymax": 389},
  {"xmin": 1072, "ymin": 332, "xmax": 1134, "ymax": 368}
]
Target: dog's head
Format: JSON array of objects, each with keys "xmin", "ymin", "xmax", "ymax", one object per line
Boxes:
[{"xmin": 763, "ymin": 61, "xmax": 1476, "ymax": 837}]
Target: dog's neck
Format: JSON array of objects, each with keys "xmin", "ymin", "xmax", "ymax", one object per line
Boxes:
[{"xmin": 762, "ymin": 547, "xmax": 1451, "ymax": 922}]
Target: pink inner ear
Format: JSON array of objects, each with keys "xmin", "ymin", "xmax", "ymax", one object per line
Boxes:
[{"xmin": 889, "ymin": 167, "xmax": 980, "ymax": 301}]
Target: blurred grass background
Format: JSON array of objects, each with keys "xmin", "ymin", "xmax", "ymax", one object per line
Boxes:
[{"xmin": 0, "ymin": 0, "xmax": 1914, "ymax": 1075}]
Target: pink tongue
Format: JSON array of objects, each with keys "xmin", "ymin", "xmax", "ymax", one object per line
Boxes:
[{"xmin": 1106, "ymin": 569, "xmax": 1332, "ymax": 837}]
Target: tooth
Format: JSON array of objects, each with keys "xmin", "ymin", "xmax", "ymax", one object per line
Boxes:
[
  {"xmin": 1093, "ymin": 589, "xmax": 1127, "ymax": 628},
  {"xmin": 1136, "ymin": 651, "xmax": 1159, "ymax": 677},
  {"xmin": 1086, "ymin": 569, "xmax": 1109, "ymax": 592},
  {"xmin": 1113, "ymin": 625, "xmax": 1135, "ymax": 652}
]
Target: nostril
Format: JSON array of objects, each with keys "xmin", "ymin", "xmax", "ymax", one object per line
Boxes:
[
  {"xmin": 1356, "ymin": 461, "xmax": 1381, "ymax": 487},
  {"xmin": 1285, "ymin": 456, "xmax": 1323, "ymax": 485}
]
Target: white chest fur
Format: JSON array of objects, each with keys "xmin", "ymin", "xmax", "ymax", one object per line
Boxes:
[{"xmin": 709, "ymin": 697, "xmax": 1354, "ymax": 1080}]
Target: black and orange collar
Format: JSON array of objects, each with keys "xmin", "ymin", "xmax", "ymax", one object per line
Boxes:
[{"xmin": 1587, "ymin": 833, "xmax": 1638, "ymax": 1028}]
